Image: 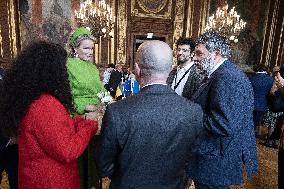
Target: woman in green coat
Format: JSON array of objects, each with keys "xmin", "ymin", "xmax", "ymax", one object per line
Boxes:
[{"xmin": 68, "ymin": 27, "xmax": 105, "ymax": 189}]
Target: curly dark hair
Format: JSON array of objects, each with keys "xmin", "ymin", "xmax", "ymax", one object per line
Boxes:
[
  {"xmin": 176, "ymin": 37, "xmax": 196, "ymax": 53},
  {"xmin": 197, "ymin": 29, "xmax": 231, "ymax": 58},
  {"xmin": 0, "ymin": 41, "xmax": 74, "ymax": 137}
]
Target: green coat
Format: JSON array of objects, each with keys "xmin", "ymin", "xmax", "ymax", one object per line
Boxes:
[{"xmin": 67, "ymin": 57, "xmax": 104, "ymax": 114}]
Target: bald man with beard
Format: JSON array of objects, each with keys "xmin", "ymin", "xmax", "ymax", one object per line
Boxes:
[{"xmin": 97, "ymin": 40, "xmax": 204, "ymax": 189}]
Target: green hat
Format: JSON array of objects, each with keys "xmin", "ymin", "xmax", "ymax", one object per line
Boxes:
[{"xmin": 69, "ymin": 27, "xmax": 93, "ymax": 45}]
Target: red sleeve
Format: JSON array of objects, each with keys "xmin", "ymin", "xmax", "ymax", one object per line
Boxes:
[{"xmin": 31, "ymin": 95, "xmax": 98, "ymax": 163}]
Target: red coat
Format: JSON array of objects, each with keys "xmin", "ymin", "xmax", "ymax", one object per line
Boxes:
[{"xmin": 18, "ymin": 94, "xmax": 98, "ymax": 189}]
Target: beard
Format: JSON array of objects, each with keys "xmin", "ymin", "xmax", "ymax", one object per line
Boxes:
[
  {"xmin": 177, "ymin": 56, "xmax": 190, "ymax": 66},
  {"xmin": 199, "ymin": 54, "xmax": 215, "ymax": 76}
]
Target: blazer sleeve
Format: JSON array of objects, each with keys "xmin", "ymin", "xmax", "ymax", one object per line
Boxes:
[
  {"xmin": 97, "ymin": 106, "xmax": 119, "ymax": 178},
  {"xmin": 204, "ymin": 74, "xmax": 248, "ymax": 137},
  {"xmin": 32, "ymin": 97, "xmax": 98, "ymax": 163}
]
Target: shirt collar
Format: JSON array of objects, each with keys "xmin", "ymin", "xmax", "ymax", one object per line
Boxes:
[
  {"xmin": 177, "ymin": 61, "xmax": 194, "ymax": 72},
  {"xmin": 256, "ymin": 71, "xmax": 267, "ymax": 74},
  {"xmin": 141, "ymin": 83, "xmax": 168, "ymax": 89}
]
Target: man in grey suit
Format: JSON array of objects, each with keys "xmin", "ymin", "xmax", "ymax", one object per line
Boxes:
[
  {"xmin": 167, "ymin": 37, "xmax": 204, "ymax": 100},
  {"xmin": 189, "ymin": 31, "xmax": 258, "ymax": 189},
  {"xmin": 97, "ymin": 40, "xmax": 204, "ymax": 189}
]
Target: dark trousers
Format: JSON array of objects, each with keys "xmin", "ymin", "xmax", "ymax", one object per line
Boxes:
[
  {"xmin": 279, "ymin": 148, "xmax": 284, "ymax": 189},
  {"xmin": 253, "ymin": 110, "xmax": 265, "ymax": 128},
  {"xmin": 0, "ymin": 145, "xmax": 18, "ymax": 189}
]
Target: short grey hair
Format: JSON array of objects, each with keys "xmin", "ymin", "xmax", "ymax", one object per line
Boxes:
[
  {"xmin": 136, "ymin": 40, "xmax": 173, "ymax": 76},
  {"xmin": 197, "ymin": 30, "xmax": 231, "ymax": 58}
]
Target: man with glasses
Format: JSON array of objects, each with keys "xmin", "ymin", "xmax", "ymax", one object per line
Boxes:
[
  {"xmin": 167, "ymin": 37, "xmax": 204, "ymax": 100},
  {"xmin": 188, "ymin": 30, "xmax": 258, "ymax": 189}
]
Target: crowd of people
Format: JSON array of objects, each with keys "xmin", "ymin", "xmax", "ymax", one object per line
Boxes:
[{"xmin": 0, "ymin": 26, "xmax": 283, "ymax": 189}]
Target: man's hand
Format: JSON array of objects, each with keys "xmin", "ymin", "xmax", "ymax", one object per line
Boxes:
[{"xmin": 275, "ymin": 72, "xmax": 284, "ymax": 88}]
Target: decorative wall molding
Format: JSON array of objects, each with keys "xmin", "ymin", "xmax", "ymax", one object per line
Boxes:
[
  {"xmin": 260, "ymin": 0, "xmax": 284, "ymax": 68},
  {"xmin": 117, "ymin": 0, "xmax": 127, "ymax": 64},
  {"xmin": 172, "ymin": 0, "xmax": 185, "ymax": 64},
  {"xmin": 0, "ymin": 0, "xmax": 20, "ymax": 68},
  {"xmin": 131, "ymin": 0, "xmax": 172, "ymax": 19}
]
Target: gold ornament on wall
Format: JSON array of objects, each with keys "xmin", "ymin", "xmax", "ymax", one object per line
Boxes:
[
  {"xmin": 131, "ymin": 0, "xmax": 172, "ymax": 19},
  {"xmin": 117, "ymin": 0, "xmax": 127, "ymax": 64},
  {"xmin": 137, "ymin": 0, "xmax": 168, "ymax": 13},
  {"xmin": 172, "ymin": 0, "xmax": 185, "ymax": 64}
]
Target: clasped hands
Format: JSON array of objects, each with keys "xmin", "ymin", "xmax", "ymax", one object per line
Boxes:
[{"xmin": 82, "ymin": 104, "xmax": 106, "ymax": 135}]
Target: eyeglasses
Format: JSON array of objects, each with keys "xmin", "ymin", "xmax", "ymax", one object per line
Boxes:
[{"xmin": 177, "ymin": 48, "xmax": 191, "ymax": 53}]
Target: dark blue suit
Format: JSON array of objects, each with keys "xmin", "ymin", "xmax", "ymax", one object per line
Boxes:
[
  {"xmin": 249, "ymin": 72, "xmax": 273, "ymax": 112},
  {"xmin": 97, "ymin": 84, "xmax": 204, "ymax": 189},
  {"xmin": 190, "ymin": 60, "xmax": 258, "ymax": 187}
]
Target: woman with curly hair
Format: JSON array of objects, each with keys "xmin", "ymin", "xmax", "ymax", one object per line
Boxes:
[{"xmin": 0, "ymin": 41, "xmax": 100, "ymax": 189}]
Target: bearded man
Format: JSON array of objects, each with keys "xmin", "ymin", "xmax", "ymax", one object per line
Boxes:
[
  {"xmin": 188, "ymin": 30, "xmax": 258, "ymax": 189},
  {"xmin": 167, "ymin": 38, "xmax": 204, "ymax": 100}
]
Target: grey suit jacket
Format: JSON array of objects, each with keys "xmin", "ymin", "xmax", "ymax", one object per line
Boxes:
[
  {"xmin": 189, "ymin": 60, "xmax": 258, "ymax": 186},
  {"xmin": 167, "ymin": 64, "xmax": 204, "ymax": 100},
  {"xmin": 97, "ymin": 84, "xmax": 204, "ymax": 189}
]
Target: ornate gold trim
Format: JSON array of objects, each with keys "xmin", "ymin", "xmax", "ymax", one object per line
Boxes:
[
  {"xmin": 186, "ymin": 0, "xmax": 193, "ymax": 37},
  {"xmin": 137, "ymin": 0, "xmax": 168, "ymax": 14},
  {"xmin": 199, "ymin": 0, "xmax": 210, "ymax": 36},
  {"xmin": 8, "ymin": 0, "xmax": 18, "ymax": 58},
  {"xmin": 110, "ymin": 0, "xmax": 115, "ymax": 64},
  {"xmin": 259, "ymin": 0, "xmax": 272, "ymax": 66},
  {"xmin": 131, "ymin": 0, "xmax": 172, "ymax": 19},
  {"xmin": 95, "ymin": 43, "xmax": 99, "ymax": 64},
  {"xmin": 172, "ymin": 0, "xmax": 185, "ymax": 64},
  {"xmin": 117, "ymin": 0, "xmax": 127, "ymax": 64},
  {"xmin": 265, "ymin": 0, "xmax": 279, "ymax": 66},
  {"xmin": 0, "ymin": 24, "xmax": 3, "ymax": 57},
  {"xmin": 275, "ymin": 17, "xmax": 284, "ymax": 66}
]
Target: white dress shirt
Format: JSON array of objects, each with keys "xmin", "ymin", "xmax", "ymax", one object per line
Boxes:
[{"xmin": 171, "ymin": 62, "xmax": 194, "ymax": 96}]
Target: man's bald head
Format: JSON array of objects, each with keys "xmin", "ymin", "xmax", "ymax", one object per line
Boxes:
[{"xmin": 136, "ymin": 40, "xmax": 173, "ymax": 77}]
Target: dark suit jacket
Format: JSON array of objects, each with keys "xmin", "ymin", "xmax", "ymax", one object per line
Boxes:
[
  {"xmin": 268, "ymin": 87, "xmax": 284, "ymax": 113},
  {"xmin": 97, "ymin": 84, "xmax": 204, "ymax": 189},
  {"xmin": 249, "ymin": 73, "xmax": 273, "ymax": 111},
  {"xmin": 189, "ymin": 60, "xmax": 258, "ymax": 186},
  {"xmin": 167, "ymin": 64, "xmax": 204, "ymax": 100},
  {"xmin": 106, "ymin": 70, "xmax": 123, "ymax": 97}
]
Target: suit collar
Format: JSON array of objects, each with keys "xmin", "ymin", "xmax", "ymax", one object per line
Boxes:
[
  {"xmin": 139, "ymin": 84, "xmax": 174, "ymax": 95},
  {"xmin": 208, "ymin": 58, "xmax": 227, "ymax": 77}
]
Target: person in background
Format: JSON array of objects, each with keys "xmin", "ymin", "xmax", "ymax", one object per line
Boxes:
[
  {"xmin": 103, "ymin": 63, "xmax": 115, "ymax": 87},
  {"xmin": 267, "ymin": 68, "xmax": 284, "ymax": 189},
  {"xmin": 189, "ymin": 30, "xmax": 258, "ymax": 189},
  {"xmin": 107, "ymin": 64, "xmax": 123, "ymax": 98},
  {"xmin": 249, "ymin": 64, "xmax": 273, "ymax": 139},
  {"xmin": 122, "ymin": 69, "xmax": 140, "ymax": 97},
  {"xmin": 167, "ymin": 37, "xmax": 204, "ymax": 100},
  {"xmin": 0, "ymin": 41, "xmax": 100, "ymax": 189},
  {"xmin": 68, "ymin": 27, "xmax": 105, "ymax": 189}
]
